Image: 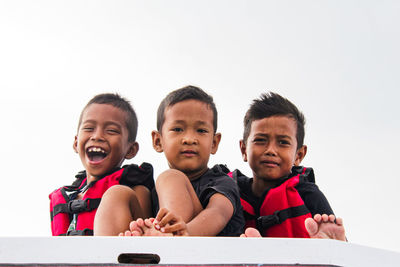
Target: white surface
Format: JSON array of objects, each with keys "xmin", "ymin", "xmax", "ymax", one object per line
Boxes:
[
  {"xmin": 0, "ymin": 0, "xmax": 400, "ymax": 254},
  {"xmin": 0, "ymin": 237, "xmax": 399, "ymax": 266}
]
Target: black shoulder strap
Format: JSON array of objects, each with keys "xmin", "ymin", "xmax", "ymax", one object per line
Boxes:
[{"xmin": 256, "ymin": 205, "xmax": 310, "ymax": 231}]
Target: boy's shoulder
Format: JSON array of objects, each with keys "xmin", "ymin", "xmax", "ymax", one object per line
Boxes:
[
  {"xmin": 119, "ymin": 162, "xmax": 155, "ymax": 189},
  {"xmin": 193, "ymin": 164, "xmax": 234, "ymax": 184},
  {"xmin": 191, "ymin": 164, "xmax": 240, "ymax": 196},
  {"xmin": 59, "ymin": 162, "xmax": 155, "ymax": 190},
  {"xmin": 209, "ymin": 165, "xmax": 252, "ymax": 193},
  {"xmin": 291, "ymin": 166, "xmax": 315, "ymax": 184}
]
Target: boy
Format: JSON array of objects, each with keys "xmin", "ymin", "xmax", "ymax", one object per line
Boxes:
[
  {"xmin": 49, "ymin": 93, "xmax": 154, "ymax": 236},
  {"xmin": 234, "ymin": 92, "xmax": 345, "ymax": 240},
  {"xmin": 124, "ymin": 86, "xmax": 244, "ymax": 236}
]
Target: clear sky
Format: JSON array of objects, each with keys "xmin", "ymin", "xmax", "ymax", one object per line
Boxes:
[{"xmin": 0, "ymin": 0, "xmax": 399, "ymax": 253}]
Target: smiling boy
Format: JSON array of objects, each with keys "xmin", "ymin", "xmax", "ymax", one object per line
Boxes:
[
  {"xmin": 235, "ymin": 92, "xmax": 345, "ymax": 240},
  {"xmin": 49, "ymin": 93, "xmax": 154, "ymax": 236},
  {"xmin": 124, "ymin": 86, "xmax": 244, "ymax": 236}
]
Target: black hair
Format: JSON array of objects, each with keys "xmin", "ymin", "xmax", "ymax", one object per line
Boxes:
[
  {"xmin": 156, "ymin": 85, "xmax": 218, "ymax": 133},
  {"xmin": 78, "ymin": 93, "xmax": 138, "ymax": 142},
  {"xmin": 243, "ymin": 92, "xmax": 305, "ymax": 149}
]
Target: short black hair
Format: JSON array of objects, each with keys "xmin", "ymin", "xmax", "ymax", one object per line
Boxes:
[
  {"xmin": 78, "ymin": 93, "xmax": 138, "ymax": 142},
  {"xmin": 243, "ymin": 92, "xmax": 305, "ymax": 149},
  {"xmin": 157, "ymin": 85, "xmax": 218, "ymax": 133}
]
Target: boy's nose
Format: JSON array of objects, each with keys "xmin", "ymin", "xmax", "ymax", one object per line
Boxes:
[
  {"xmin": 182, "ymin": 133, "xmax": 198, "ymax": 145},
  {"xmin": 90, "ymin": 129, "xmax": 105, "ymax": 141},
  {"xmin": 264, "ymin": 143, "xmax": 277, "ymax": 156}
]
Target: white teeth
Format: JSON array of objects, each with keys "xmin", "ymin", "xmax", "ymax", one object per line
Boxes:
[{"xmin": 88, "ymin": 147, "xmax": 106, "ymax": 154}]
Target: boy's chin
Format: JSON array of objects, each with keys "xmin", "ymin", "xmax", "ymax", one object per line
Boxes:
[{"xmin": 179, "ymin": 166, "xmax": 207, "ymax": 178}]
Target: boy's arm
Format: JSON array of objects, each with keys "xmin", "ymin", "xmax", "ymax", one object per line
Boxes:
[
  {"xmin": 297, "ymin": 183, "xmax": 334, "ymax": 215},
  {"xmin": 156, "ymin": 192, "xmax": 234, "ymax": 236},
  {"xmin": 186, "ymin": 192, "xmax": 234, "ymax": 236}
]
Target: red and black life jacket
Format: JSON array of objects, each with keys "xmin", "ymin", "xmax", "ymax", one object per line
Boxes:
[
  {"xmin": 230, "ymin": 167, "xmax": 313, "ymax": 238},
  {"xmin": 49, "ymin": 163, "xmax": 154, "ymax": 236}
]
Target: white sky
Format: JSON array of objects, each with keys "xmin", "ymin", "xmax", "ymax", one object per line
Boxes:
[{"xmin": 0, "ymin": 0, "xmax": 399, "ymax": 253}]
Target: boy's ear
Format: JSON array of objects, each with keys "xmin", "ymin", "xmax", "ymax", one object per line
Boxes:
[
  {"xmin": 125, "ymin": 142, "xmax": 139, "ymax": 159},
  {"xmin": 294, "ymin": 145, "xmax": 307, "ymax": 166},
  {"xmin": 151, "ymin": 130, "xmax": 164, "ymax": 153},
  {"xmin": 210, "ymin": 133, "xmax": 222, "ymax": 154},
  {"xmin": 239, "ymin": 139, "xmax": 248, "ymax": 162},
  {"xmin": 73, "ymin": 136, "xmax": 78, "ymax": 153}
]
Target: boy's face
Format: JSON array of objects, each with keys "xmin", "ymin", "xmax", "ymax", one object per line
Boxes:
[
  {"xmin": 152, "ymin": 99, "xmax": 221, "ymax": 180},
  {"xmin": 73, "ymin": 103, "xmax": 138, "ymax": 180},
  {"xmin": 240, "ymin": 115, "xmax": 306, "ymax": 181}
]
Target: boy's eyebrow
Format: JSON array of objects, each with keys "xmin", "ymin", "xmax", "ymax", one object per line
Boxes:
[
  {"xmin": 253, "ymin": 133, "xmax": 293, "ymax": 139},
  {"xmin": 276, "ymin": 134, "xmax": 293, "ymax": 139},
  {"xmin": 171, "ymin": 120, "xmax": 211, "ymax": 127},
  {"xmin": 81, "ymin": 119, "xmax": 123, "ymax": 128}
]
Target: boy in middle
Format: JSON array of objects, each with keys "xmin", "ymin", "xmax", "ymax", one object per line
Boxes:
[{"xmin": 124, "ymin": 85, "xmax": 245, "ymax": 236}]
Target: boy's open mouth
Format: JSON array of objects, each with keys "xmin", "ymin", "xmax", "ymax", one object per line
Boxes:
[{"xmin": 86, "ymin": 147, "xmax": 108, "ymax": 162}]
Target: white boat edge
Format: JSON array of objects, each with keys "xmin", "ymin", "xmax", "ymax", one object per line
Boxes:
[{"xmin": 0, "ymin": 236, "xmax": 399, "ymax": 266}]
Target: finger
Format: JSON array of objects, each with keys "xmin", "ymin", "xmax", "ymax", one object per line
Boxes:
[
  {"xmin": 162, "ymin": 221, "xmax": 186, "ymax": 233},
  {"xmin": 328, "ymin": 214, "xmax": 336, "ymax": 223},
  {"xmin": 155, "ymin": 208, "xmax": 169, "ymax": 223},
  {"xmin": 158, "ymin": 212, "xmax": 177, "ymax": 227}
]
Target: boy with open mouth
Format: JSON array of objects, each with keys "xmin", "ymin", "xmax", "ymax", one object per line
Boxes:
[{"xmin": 49, "ymin": 93, "xmax": 154, "ymax": 236}]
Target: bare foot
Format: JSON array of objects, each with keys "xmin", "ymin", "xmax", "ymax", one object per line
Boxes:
[
  {"xmin": 305, "ymin": 214, "xmax": 346, "ymax": 241},
  {"xmin": 141, "ymin": 218, "xmax": 173, "ymax": 236},
  {"xmin": 240, "ymin": 227, "xmax": 262, "ymax": 237}
]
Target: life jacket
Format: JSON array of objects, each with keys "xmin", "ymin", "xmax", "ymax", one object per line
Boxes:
[
  {"xmin": 49, "ymin": 163, "xmax": 154, "ymax": 236},
  {"xmin": 230, "ymin": 167, "xmax": 313, "ymax": 238}
]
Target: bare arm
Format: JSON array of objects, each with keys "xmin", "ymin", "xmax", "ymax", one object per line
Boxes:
[{"xmin": 186, "ymin": 193, "xmax": 234, "ymax": 236}]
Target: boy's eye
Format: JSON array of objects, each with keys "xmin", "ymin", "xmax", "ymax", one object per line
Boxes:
[
  {"xmin": 197, "ymin": 128, "xmax": 208, "ymax": 133},
  {"xmin": 253, "ymin": 138, "xmax": 267, "ymax": 143},
  {"xmin": 107, "ymin": 129, "xmax": 120, "ymax": 134},
  {"xmin": 171, "ymin": 127, "xmax": 183, "ymax": 132},
  {"xmin": 82, "ymin": 127, "xmax": 94, "ymax": 132},
  {"xmin": 279, "ymin": 140, "xmax": 290, "ymax": 145}
]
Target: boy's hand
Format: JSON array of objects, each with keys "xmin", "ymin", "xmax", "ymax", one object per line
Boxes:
[
  {"xmin": 154, "ymin": 207, "xmax": 189, "ymax": 236},
  {"xmin": 305, "ymin": 214, "xmax": 346, "ymax": 241}
]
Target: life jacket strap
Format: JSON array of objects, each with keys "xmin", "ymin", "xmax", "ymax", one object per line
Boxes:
[
  {"xmin": 256, "ymin": 205, "xmax": 310, "ymax": 231},
  {"xmin": 65, "ymin": 229, "xmax": 93, "ymax": 236},
  {"xmin": 51, "ymin": 198, "xmax": 101, "ymax": 219}
]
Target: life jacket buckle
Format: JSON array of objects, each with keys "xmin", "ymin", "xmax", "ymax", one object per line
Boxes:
[
  {"xmin": 257, "ymin": 211, "xmax": 280, "ymax": 230},
  {"xmin": 68, "ymin": 199, "xmax": 90, "ymax": 213}
]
